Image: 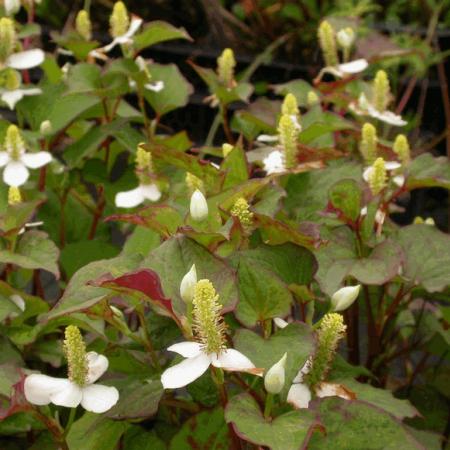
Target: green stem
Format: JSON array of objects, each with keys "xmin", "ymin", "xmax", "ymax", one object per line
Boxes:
[
  {"xmin": 264, "ymin": 393, "xmax": 274, "ymax": 420},
  {"xmin": 64, "ymin": 407, "xmax": 77, "ymax": 437}
]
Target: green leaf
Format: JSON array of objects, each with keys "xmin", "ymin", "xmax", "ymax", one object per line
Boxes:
[
  {"xmin": 67, "ymin": 413, "xmax": 129, "ymax": 450},
  {"xmin": 141, "ymin": 236, "xmax": 238, "ymax": 315},
  {"xmin": 233, "ymin": 256, "xmax": 293, "ymax": 327},
  {"xmin": 308, "ymin": 398, "xmax": 425, "ymax": 449},
  {"xmin": 122, "ymin": 427, "xmax": 165, "ymax": 450},
  {"xmin": 234, "ymin": 323, "xmax": 314, "ymax": 398},
  {"xmin": 169, "ymin": 408, "xmax": 229, "ymax": 450},
  {"xmin": 272, "ymin": 79, "xmax": 319, "ymax": 106},
  {"xmin": 407, "ymin": 153, "xmax": 450, "ymax": 190},
  {"xmin": 144, "ymin": 64, "xmax": 193, "ymax": 116},
  {"xmin": 0, "ymin": 231, "xmax": 59, "ymax": 277},
  {"xmin": 42, "ymin": 253, "xmax": 142, "ymax": 320},
  {"xmin": 134, "ymin": 20, "xmax": 192, "ymax": 51},
  {"xmin": 60, "ymin": 240, "xmax": 120, "ymax": 279},
  {"xmin": 396, "ymin": 224, "xmax": 450, "ymax": 292},
  {"xmin": 329, "ymin": 179, "xmax": 362, "ymax": 222},
  {"xmin": 221, "ymin": 146, "xmax": 249, "ymax": 190},
  {"xmin": 225, "ymin": 393, "xmax": 318, "ymax": 450}
]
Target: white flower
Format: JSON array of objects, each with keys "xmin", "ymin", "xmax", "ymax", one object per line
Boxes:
[
  {"xmin": 24, "ymin": 352, "xmax": 119, "ymax": 413},
  {"xmin": 0, "ymin": 86, "xmax": 42, "ymax": 110},
  {"xmin": 315, "ymin": 58, "xmax": 368, "ymax": 82},
  {"xmin": 102, "ymin": 16, "xmax": 143, "ymax": 53},
  {"xmin": 1, "ymin": 48, "xmax": 45, "ymax": 71},
  {"xmin": 350, "ymin": 93, "xmax": 407, "ymax": 127},
  {"xmin": 180, "ymin": 264, "xmax": 197, "ymax": 304},
  {"xmin": 190, "ymin": 189, "xmax": 208, "ymax": 221},
  {"xmin": 263, "ymin": 150, "xmax": 285, "ymax": 174},
  {"xmin": 336, "ymin": 28, "xmax": 355, "ymax": 49},
  {"xmin": 115, "ymin": 183, "xmax": 161, "ymax": 208},
  {"xmin": 161, "ymin": 342, "xmax": 256, "ymax": 389},
  {"xmin": 0, "ymin": 141, "xmax": 52, "ymax": 187},
  {"xmin": 264, "ymin": 353, "xmax": 287, "ymax": 394},
  {"xmin": 331, "ymin": 285, "xmax": 361, "ymax": 312},
  {"xmin": 363, "ymin": 161, "xmax": 402, "ymax": 185}
]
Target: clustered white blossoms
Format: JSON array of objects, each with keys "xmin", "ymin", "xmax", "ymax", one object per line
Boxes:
[
  {"xmin": 161, "ymin": 275, "xmax": 258, "ymax": 389},
  {"xmin": 0, "ymin": 124, "xmax": 52, "ymax": 187},
  {"xmin": 24, "ymin": 326, "xmax": 119, "ymax": 413}
]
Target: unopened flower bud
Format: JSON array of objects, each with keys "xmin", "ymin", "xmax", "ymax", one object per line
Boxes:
[
  {"xmin": 373, "ymin": 70, "xmax": 390, "ymax": 112},
  {"xmin": 331, "ymin": 285, "xmax": 360, "ymax": 312},
  {"xmin": 278, "ymin": 114, "xmax": 298, "ymax": 169},
  {"xmin": 110, "ymin": 1, "xmax": 129, "ymax": 38},
  {"xmin": 318, "ymin": 20, "xmax": 338, "ymax": 67},
  {"xmin": 281, "ymin": 93, "xmax": 299, "ymax": 116},
  {"xmin": 76, "ymin": 10, "xmax": 92, "ymax": 41},
  {"xmin": 307, "ymin": 91, "xmax": 319, "ymax": 107},
  {"xmin": 264, "ymin": 353, "xmax": 287, "ymax": 394},
  {"xmin": 359, "ymin": 123, "xmax": 377, "ymax": 164},
  {"xmin": 8, "ymin": 186, "xmax": 21, "ymax": 205},
  {"xmin": 336, "ymin": 27, "xmax": 355, "ymax": 49},
  {"xmin": 393, "ymin": 134, "xmax": 410, "ymax": 165},
  {"xmin": 222, "ymin": 143, "xmax": 233, "ymax": 158},
  {"xmin": 368, "ymin": 157, "xmax": 387, "ymax": 196},
  {"xmin": 4, "ymin": 0, "xmax": 21, "ymax": 15},
  {"xmin": 185, "ymin": 172, "xmax": 204, "ymax": 195},
  {"xmin": 40, "ymin": 120, "xmax": 52, "ymax": 136},
  {"xmin": 0, "ymin": 17, "xmax": 17, "ymax": 62},
  {"xmin": 110, "ymin": 305, "xmax": 124, "ymax": 320},
  {"xmin": 217, "ymin": 48, "xmax": 236, "ymax": 88},
  {"xmin": 190, "ymin": 189, "xmax": 208, "ymax": 221},
  {"xmin": 180, "ymin": 264, "xmax": 197, "ymax": 304}
]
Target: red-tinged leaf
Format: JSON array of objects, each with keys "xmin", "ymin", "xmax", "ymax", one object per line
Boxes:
[{"xmin": 91, "ymin": 269, "xmax": 178, "ymax": 322}]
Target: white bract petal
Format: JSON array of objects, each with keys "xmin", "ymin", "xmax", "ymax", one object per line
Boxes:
[
  {"xmin": 257, "ymin": 134, "xmax": 279, "ymax": 143},
  {"xmin": 4, "ymin": 0, "xmax": 21, "ymax": 15},
  {"xmin": 86, "ymin": 352, "xmax": 109, "ymax": 384},
  {"xmin": 212, "ymin": 349, "xmax": 256, "ymax": 371},
  {"xmin": 9, "ymin": 294, "xmax": 25, "ymax": 311},
  {"xmin": 161, "ymin": 352, "xmax": 211, "ymax": 389},
  {"xmin": 24, "ymin": 375, "xmax": 71, "ymax": 406},
  {"xmin": 337, "ymin": 59, "xmax": 368, "ymax": 74},
  {"xmin": 263, "ymin": 150, "xmax": 285, "ymax": 174},
  {"xmin": 115, "ymin": 186, "xmax": 145, "ymax": 208},
  {"xmin": 49, "ymin": 381, "xmax": 83, "ymax": 408},
  {"xmin": 145, "ymin": 81, "xmax": 164, "ymax": 92},
  {"xmin": 103, "ymin": 16, "xmax": 143, "ymax": 52},
  {"xmin": 21, "ymin": 151, "xmax": 52, "ymax": 169},
  {"xmin": 331, "ymin": 285, "xmax": 361, "ymax": 312},
  {"xmin": 273, "ymin": 317, "xmax": 289, "ymax": 329},
  {"xmin": 6, "ymin": 49, "xmax": 45, "ymax": 70},
  {"xmin": 140, "ymin": 183, "xmax": 161, "ymax": 202},
  {"xmin": 167, "ymin": 341, "xmax": 202, "ymax": 358},
  {"xmin": 287, "ymin": 383, "xmax": 312, "ymax": 409},
  {"xmin": 385, "ymin": 161, "xmax": 402, "ymax": 171},
  {"xmin": 190, "ymin": 189, "xmax": 208, "ymax": 221},
  {"xmin": 0, "ymin": 87, "xmax": 42, "ymax": 110},
  {"xmin": 80, "ymin": 384, "xmax": 119, "ymax": 413},
  {"xmin": 264, "ymin": 353, "xmax": 287, "ymax": 394},
  {"xmin": 0, "ymin": 152, "xmax": 10, "ymax": 167},
  {"xmin": 3, "ymin": 161, "xmax": 29, "ymax": 187},
  {"xmin": 180, "ymin": 264, "xmax": 197, "ymax": 304}
]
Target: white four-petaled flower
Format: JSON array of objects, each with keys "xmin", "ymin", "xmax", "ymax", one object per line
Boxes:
[{"xmin": 24, "ymin": 352, "xmax": 119, "ymax": 413}]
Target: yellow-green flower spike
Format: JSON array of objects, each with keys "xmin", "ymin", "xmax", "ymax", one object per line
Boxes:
[
  {"xmin": 192, "ymin": 279, "xmax": 227, "ymax": 355},
  {"xmin": 185, "ymin": 172, "xmax": 204, "ymax": 195},
  {"xmin": 393, "ymin": 134, "xmax": 410, "ymax": 165},
  {"xmin": 76, "ymin": 10, "xmax": 92, "ymax": 41},
  {"xmin": 217, "ymin": 48, "xmax": 236, "ymax": 87},
  {"xmin": 230, "ymin": 197, "xmax": 253, "ymax": 229},
  {"xmin": 0, "ymin": 18, "xmax": 17, "ymax": 62},
  {"xmin": 281, "ymin": 93, "xmax": 299, "ymax": 117},
  {"xmin": 4, "ymin": 125, "xmax": 24, "ymax": 161},
  {"xmin": 222, "ymin": 143, "xmax": 234, "ymax": 158},
  {"xmin": 304, "ymin": 313, "xmax": 346, "ymax": 389},
  {"xmin": 8, "ymin": 186, "xmax": 21, "ymax": 205},
  {"xmin": 63, "ymin": 325, "xmax": 88, "ymax": 387},
  {"xmin": 373, "ymin": 70, "xmax": 390, "ymax": 112},
  {"xmin": 135, "ymin": 147, "xmax": 152, "ymax": 171},
  {"xmin": 368, "ymin": 157, "xmax": 387, "ymax": 196},
  {"xmin": 4, "ymin": 69, "xmax": 21, "ymax": 91},
  {"xmin": 307, "ymin": 91, "xmax": 319, "ymax": 107},
  {"xmin": 278, "ymin": 113, "xmax": 298, "ymax": 169},
  {"xmin": 110, "ymin": 1, "xmax": 129, "ymax": 38},
  {"xmin": 318, "ymin": 20, "xmax": 338, "ymax": 67},
  {"xmin": 359, "ymin": 123, "xmax": 377, "ymax": 164}
]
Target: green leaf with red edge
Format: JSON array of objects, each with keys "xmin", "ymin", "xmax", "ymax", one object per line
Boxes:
[
  {"xmin": 225, "ymin": 393, "xmax": 319, "ymax": 450},
  {"xmin": 406, "ymin": 154, "xmax": 450, "ymax": 190},
  {"xmin": 143, "ymin": 143, "xmax": 223, "ymax": 193},
  {"xmin": 106, "ymin": 205, "xmax": 183, "ymax": 238},
  {"xmin": 169, "ymin": 407, "xmax": 230, "ymax": 450},
  {"xmin": 41, "ymin": 253, "xmax": 142, "ymax": 321},
  {"xmin": 140, "ymin": 235, "xmax": 238, "ymax": 316},
  {"xmin": 307, "ymin": 397, "xmax": 425, "ymax": 449},
  {"xmin": 90, "ymin": 269, "xmax": 177, "ymax": 321},
  {"xmin": 328, "ymin": 179, "xmax": 362, "ymax": 223},
  {"xmin": 190, "ymin": 62, "xmax": 253, "ymax": 105},
  {"xmin": 134, "ymin": 20, "xmax": 192, "ymax": 51}
]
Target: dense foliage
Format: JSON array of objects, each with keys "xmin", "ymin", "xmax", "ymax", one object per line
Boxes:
[{"xmin": 0, "ymin": 1, "xmax": 449, "ymax": 449}]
